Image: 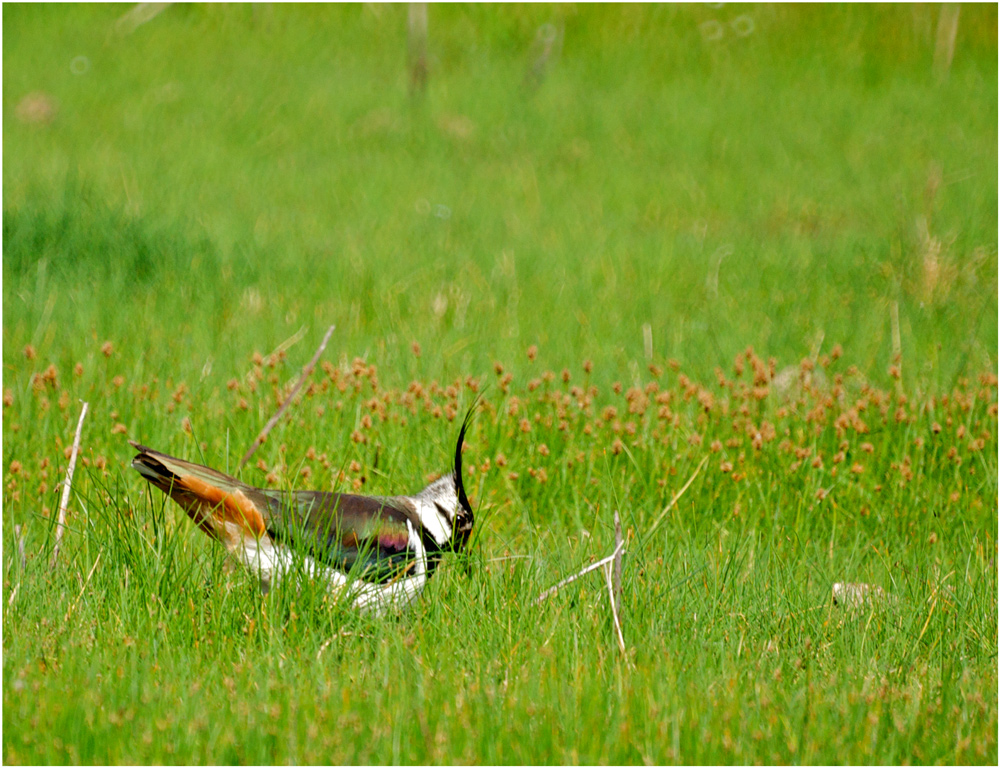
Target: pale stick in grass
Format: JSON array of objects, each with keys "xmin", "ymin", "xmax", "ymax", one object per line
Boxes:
[
  {"xmin": 641, "ymin": 454, "xmax": 709, "ymax": 546},
  {"xmin": 533, "ymin": 539, "xmax": 624, "ymax": 606},
  {"xmin": 613, "ymin": 509, "xmax": 623, "ymax": 613},
  {"xmin": 14, "ymin": 524, "xmax": 26, "ymax": 572},
  {"xmin": 6, "ymin": 526, "xmax": 25, "ymax": 608},
  {"xmin": 50, "ymin": 401, "xmax": 89, "ymax": 571},
  {"xmin": 239, "ymin": 324, "xmax": 335, "ymax": 471},
  {"xmin": 8, "ymin": 525, "xmax": 25, "ymax": 610},
  {"xmin": 603, "ymin": 561, "xmax": 626, "ymax": 654}
]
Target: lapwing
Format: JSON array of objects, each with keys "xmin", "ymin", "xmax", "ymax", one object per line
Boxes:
[{"xmin": 129, "ymin": 409, "xmax": 475, "ymax": 614}]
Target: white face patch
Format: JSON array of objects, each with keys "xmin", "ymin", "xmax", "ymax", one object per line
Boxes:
[{"xmin": 410, "ymin": 475, "xmax": 458, "ymax": 547}]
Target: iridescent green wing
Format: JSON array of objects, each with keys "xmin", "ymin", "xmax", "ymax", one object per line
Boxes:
[{"xmin": 260, "ymin": 490, "xmax": 417, "ymax": 583}]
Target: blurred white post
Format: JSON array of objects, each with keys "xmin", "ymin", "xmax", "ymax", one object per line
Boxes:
[
  {"xmin": 408, "ymin": 3, "xmax": 428, "ymax": 96},
  {"xmin": 524, "ymin": 21, "xmax": 563, "ymax": 90},
  {"xmin": 933, "ymin": 4, "xmax": 960, "ymax": 82},
  {"xmin": 115, "ymin": 3, "xmax": 172, "ymax": 35}
]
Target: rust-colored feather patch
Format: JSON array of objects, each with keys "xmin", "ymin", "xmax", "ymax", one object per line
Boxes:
[{"xmin": 179, "ymin": 474, "xmax": 267, "ymax": 537}]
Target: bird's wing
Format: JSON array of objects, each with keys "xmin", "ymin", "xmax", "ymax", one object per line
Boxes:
[
  {"xmin": 130, "ymin": 442, "xmax": 270, "ymax": 541},
  {"xmin": 259, "ymin": 490, "xmax": 419, "ymax": 584},
  {"xmin": 131, "ymin": 442, "xmax": 419, "ymax": 583}
]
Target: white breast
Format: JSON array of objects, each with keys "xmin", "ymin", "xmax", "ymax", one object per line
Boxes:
[{"xmin": 226, "ymin": 521, "xmax": 429, "ymax": 616}]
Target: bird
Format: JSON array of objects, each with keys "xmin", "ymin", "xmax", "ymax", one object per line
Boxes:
[{"xmin": 129, "ymin": 408, "xmax": 476, "ymax": 614}]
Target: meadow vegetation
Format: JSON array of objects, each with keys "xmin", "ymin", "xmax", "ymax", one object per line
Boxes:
[{"xmin": 3, "ymin": 5, "xmax": 998, "ymax": 764}]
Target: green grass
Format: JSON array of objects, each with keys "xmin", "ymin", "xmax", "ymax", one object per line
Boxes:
[{"xmin": 3, "ymin": 5, "xmax": 998, "ymax": 764}]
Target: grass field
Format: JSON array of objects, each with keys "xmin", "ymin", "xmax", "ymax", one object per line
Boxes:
[{"xmin": 3, "ymin": 4, "xmax": 998, "ymax": 764}]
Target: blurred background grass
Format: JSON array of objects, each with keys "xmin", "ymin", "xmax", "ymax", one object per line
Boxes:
[
  {"xmin": 4, "ymin": 4, "xmax": 997, "ymax": 390},
  {"xmin": 3, "ymin": 6, "xmax": 998, "ymax": 765}
]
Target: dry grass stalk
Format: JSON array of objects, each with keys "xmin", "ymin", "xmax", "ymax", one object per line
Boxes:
[
  {"xmin": 533, "ymin": 540, "xmax": 625, "ymax": 606},
  {"xmin": 64, "ymin": 553, "xmax": 102, "ymax": 621},
  {"xmin": 890, "ymin": 301, "xmax": 903, "ymax": 397},
  {"xmin": 238, "ymin": 324, "xmax": 335, "ymax": 471},
  {"xmin": 642, "ymin": 323, "xmax": 653, "ymax": 360},
  {"xmin": 50, "ymin": 401, "xmax": 89, "ymax": 571},
  {"xmin": 268, "ymin": 325, "xmax": 308, "ymax": 358},
  {"xmin": 642, "ymin": 455, "xmax": 709, "ymax": 545}
]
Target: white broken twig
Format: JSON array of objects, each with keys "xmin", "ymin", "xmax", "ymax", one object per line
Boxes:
[
  {"xmin": 13, "ymin": 524, "xmax": 26, "ymax": 572},
  {"xmin": 603, "ymin": 562, "xmax": 626, "ymax": 654},
  {"xmin": 533, "ymin": 539, "xmax": 624, "ymax": 606},
  {"xmin": 613, "ymin": 510, "xmax": 623, "ymax": 612},
  {"xmin": 50, "ymin": 401, "xmax": 89, "ymax": 571}
]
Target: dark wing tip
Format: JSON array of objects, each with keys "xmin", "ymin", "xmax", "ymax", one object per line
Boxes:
[{"xmin": 128, "ymin": 440, "xmax": 159, "ymax": 455}]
